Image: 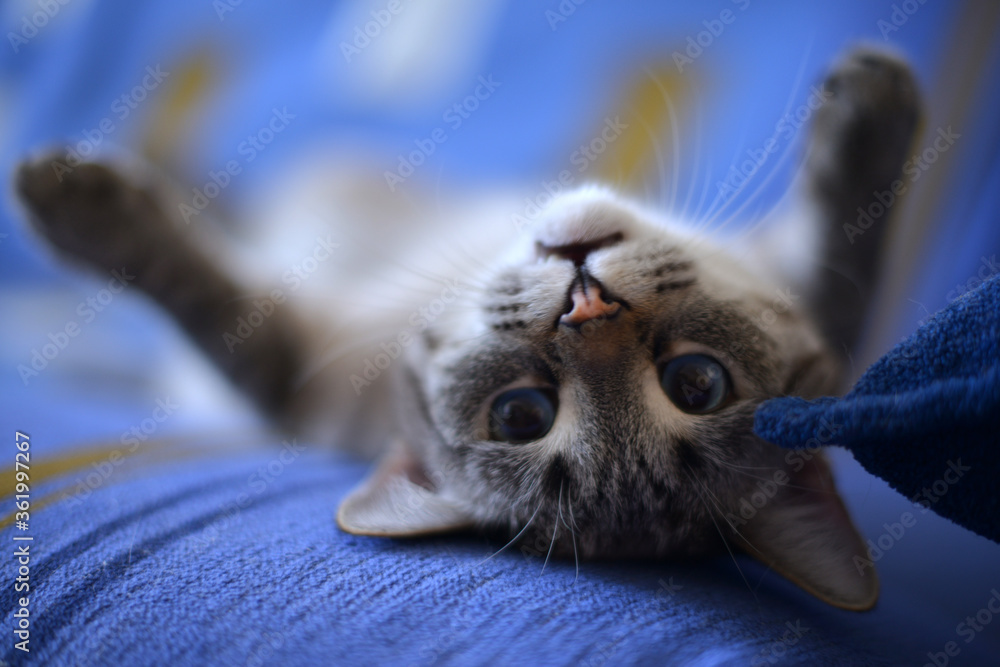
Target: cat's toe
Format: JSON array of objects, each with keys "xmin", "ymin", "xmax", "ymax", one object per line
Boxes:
[
  {"xmin": 17, "ymin": 155, "xmax": 70, "ymax": 222},
  {"xmin": 16, "ymin": 154, "xmax": 160, "ymax": 270},
  {"xmin": 807, "ymin": 47, "xmax": 922, "ymax": 198},
  {"xmin": 823, "ymin": 48, "xmax": 920, "ymax": 119}
]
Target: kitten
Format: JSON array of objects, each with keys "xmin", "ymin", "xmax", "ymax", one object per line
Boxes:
[{"xmin": 16, "ymin": 48, "xmax": 920, "ymax": 610}]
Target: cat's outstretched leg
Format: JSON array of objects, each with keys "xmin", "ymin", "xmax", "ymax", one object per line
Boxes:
[
  {"xmin": 804, "ymin": 48, "xmax": 921, "ymax": 358},
  {"xmin": 16, "ymin": 156, "xmax": 307, "ymax": 426}
]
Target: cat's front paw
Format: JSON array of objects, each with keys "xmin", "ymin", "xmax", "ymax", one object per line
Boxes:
[
  {"xmin": 16, "ymin": 154, "xmax": 167, "ymax": 271},
  {"xmin": 808, "ymin": 48, "xmax": 922, "ymax": 198}
]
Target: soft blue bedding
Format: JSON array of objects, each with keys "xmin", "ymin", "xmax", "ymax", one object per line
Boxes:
[
  {"xmin": 757, "ymin": 275, "xmax": 1000, "ymax": 545},
  {"xmin": 3, "ymin": 1, "xmax": 999, "ymax": 665}
]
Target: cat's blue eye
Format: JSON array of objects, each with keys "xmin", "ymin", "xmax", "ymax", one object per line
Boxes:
[
  {"xmin": 660, "ymin": 354, "xmax": 731, "ymax": 414},
  {"xmin": 488, "ymin": 387, "xmax": 558, "ymax": 443}
]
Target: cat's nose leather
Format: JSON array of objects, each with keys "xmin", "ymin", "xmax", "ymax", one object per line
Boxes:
[
  {"xmin": 536, "ymin": 232, "xmax": 623, "ymax": 266},
  {"xmin": 561, "ymin": 283, "xmax": 621, "ymax": 326}
]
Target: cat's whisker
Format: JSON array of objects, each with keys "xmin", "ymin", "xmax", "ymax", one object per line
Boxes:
[
  {"xmin": 361, "ymin": 242, "xmax": 480, "ymax": 293},
  {"xmin": 294, "ymin": 342, "xmax": 372, "ymax": 389},
  {"xmin": 694, "ymin": 124, "xmax": 752, "ymax": 230},
  {"xmin": 643, "ymin": 67, "xmax": 683, "ymax": 220},
  {"xmin": 541, "ymin": 481, "xmax": 564, "ymax": 575},
  {"xmin": 402, "ymin": 240, "xmax": 496, "ymax": 292},
  {"xmin": 223, "ymin": 292, "xmax": 282, "ymax": 304},
  {"xmin": 703, "ymin": 458, "xmax": 775, "ymax": 471},
  {"xmin": 676, "ymin": 95, "xmax": 705, "ymax": 223},
  {"xmin": 708, "ymin": 139, "xmax": 806, "ymax": 240},
  {"xmin": 565, "ymin": 486, "xmax": 580, "ymax": 582},
  {"xmin": 695, "ymin": 474, "xmax": 759, "ymax": 548},
  {"xmin": 685, "ymin": 459, "xmax": 779, "ymax": 568},
  {"xmin": 729, "ymin": 194, "xmax": 792, "ymax": 251},
  {"xmin": 708, "ymin": 456, "xmax": 836, "ymax": 495},
  {"xmin": 632, "ymin": 117, "xmax": 664, "ymax": 215},
  {"xmin": 693, "ymin": 46, "xmax": 813, "ymax": 235},
  {"xmin": 436, "ymin": 239, "xmax": 503, "ymax": 282},
  {"xmin": 683, "ymin": 467, "xmax": 760, "ymax": 604},
  {"xmin": 426, "ymin": 163, "xmax": 522, "ymax": 283},
  {"xmin": 295, "ymin": 315, "xmax": 489, "ymax": 388},
  {"xmin": 368, "ymin": 275, "xmax": 480, "ymax": 301},
  {"xmin": 476, "ymin": 502, "xmax": 542, "ymax": 566},
  {"xmin": 688, "ymin": 148, "xmax": 716, "ymax": 228},
  {"xmin": 360, "ymin": 248, "xmax": 491, "ymax": 300},
  {"xmin": 296, "ymin": 205, "xmax": 475, "ymax": 293}
]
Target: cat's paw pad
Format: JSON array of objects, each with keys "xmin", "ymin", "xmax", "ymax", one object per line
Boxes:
[
  {"xmin": 821, "ymin": 49, "xmax": 919, "ymax": 123},
  {"xmin": 16, "ymin": 154, "xmax": 163, "ymax": 269},
  {"xmin": 809, "ymin": 48, "xmax": 922, "ymax": 189}
]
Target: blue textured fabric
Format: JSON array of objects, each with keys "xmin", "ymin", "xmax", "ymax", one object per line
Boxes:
[
  {"xmin": 4, "ymin": 2, "xmax": 1000, "ymax": 665},
  {"xmin": 3, "ymin": 440, "xmax": 999, "ymax": 667},
  {"xmin": 756, "ymin": 275, "xmax": 1000, "ymax": 543}
]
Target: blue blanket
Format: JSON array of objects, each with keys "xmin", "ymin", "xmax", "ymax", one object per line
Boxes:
[
  {"xmin": 756, "ymin": 276, "xmax": 1000, "ymax": 544},
  {"xmin": 2, "ymin": 432, "xmax": 997, "ymax": 666},
  {"xmin": 3, "ymin": 1, "xmax": 1000, "ymax": 665}
]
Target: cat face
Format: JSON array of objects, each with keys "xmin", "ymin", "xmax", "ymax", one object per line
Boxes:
[{"xmin": 338, "ymin": 187, "xmax": 878, "ymax": 610}]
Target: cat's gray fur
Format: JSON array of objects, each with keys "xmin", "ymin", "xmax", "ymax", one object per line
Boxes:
[{"xmin": 16, "ymin": 48, "xmax": 920, "ymax": 610}]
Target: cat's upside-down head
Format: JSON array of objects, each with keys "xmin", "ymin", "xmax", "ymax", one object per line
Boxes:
[
  {"xmin": 337, "ymin": 187, "xmax": 876, "ymax": 610},
  {"xmin": 335, "ymin": 48, "xmax": 922, "ymax": 611}
]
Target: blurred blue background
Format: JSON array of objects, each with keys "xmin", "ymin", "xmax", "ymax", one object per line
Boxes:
[{"xmin": 0, "ymin": 2, "xmax": 998, "ymax": 665}]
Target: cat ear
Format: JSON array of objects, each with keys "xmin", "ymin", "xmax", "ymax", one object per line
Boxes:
[
  {"xmin": 733, "ymin": 454, "xmax": 878, "ymax": 610},
  {"xmin": 336, "ymin": 443, "xmax": 474, "ymax": 537},
  {"xmin": 783, "ymin": 349, "xmax": 842, "ymax": 397}
]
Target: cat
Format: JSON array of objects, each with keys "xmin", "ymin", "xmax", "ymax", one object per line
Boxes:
[{"xmin": 15, "ymin": 47, "xmax": 920, "ymax": 611}]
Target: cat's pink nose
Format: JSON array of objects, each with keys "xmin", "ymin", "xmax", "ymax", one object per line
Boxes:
[{"xmin": 560, "ymin": 283, "xmax": 621, "ymax": 326}]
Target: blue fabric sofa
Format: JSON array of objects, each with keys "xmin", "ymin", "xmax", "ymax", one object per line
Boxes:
[{"xmin": 2, "ymin": 1, "xmax": 999, "ymax": 664}]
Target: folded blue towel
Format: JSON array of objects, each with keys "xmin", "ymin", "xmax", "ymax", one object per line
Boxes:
[{"xmin": 755, "ymin": 274, "xmax": 1000, "ymax": 543}]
